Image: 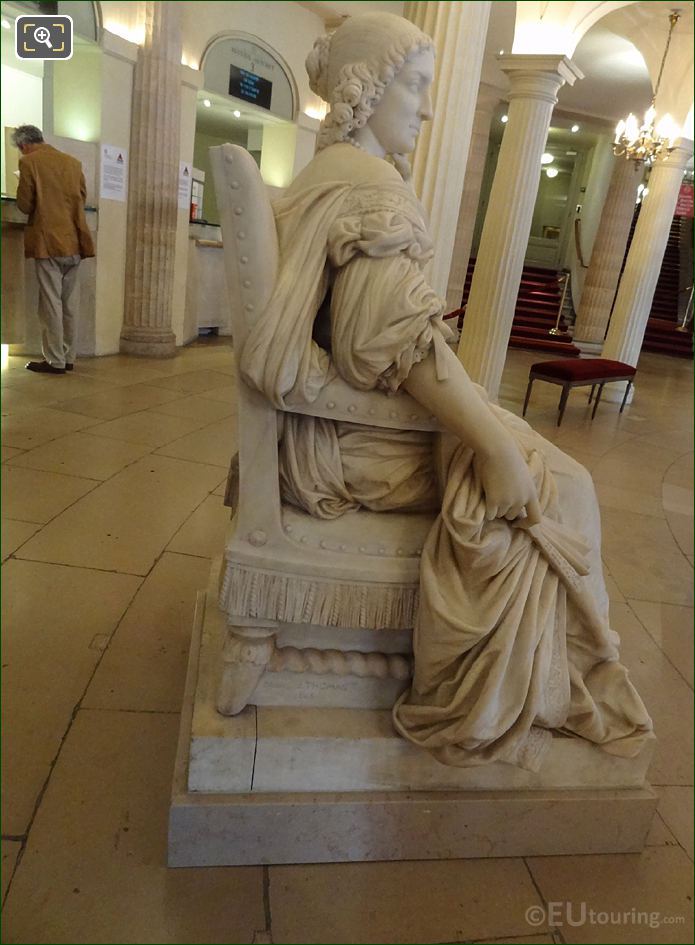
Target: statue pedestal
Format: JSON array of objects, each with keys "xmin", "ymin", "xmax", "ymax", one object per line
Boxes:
[{"xmin": 168, "ymin": 566, "xmax": 657, "ymax": 867}]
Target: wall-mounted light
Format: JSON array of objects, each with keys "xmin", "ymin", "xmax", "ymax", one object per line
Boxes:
[
  {"xmin": 571, "ymin": 124, "xmax": 579, "ymax": 133},
  {"xmin": 541, "ymin": 152, "xmax": 554, "ymax": 165},
  {"xmin": 501, "ymin": 115, "xmax": 508, "ymax": 124},
  {"xmin": 1, "ymin": 18, "xmax": 12, "ymax": 30},
  {"xmin": 498, "ymin": 49, "xmax": 505, "ymax": 55},
  {"xmin": 202, "ymin": 98, "xmax": 211, "ymax": 108},
  {"xmin": 233, "ymin": 109, "xmax": 241, "ymax": 119},
  {"xmin": 545, "ymin": 167, "xmax": 559, "ymax": 178}
]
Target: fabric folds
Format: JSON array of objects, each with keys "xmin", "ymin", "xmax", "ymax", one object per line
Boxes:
[{"xmin": 239, "ymin": 150, "xmax": 653, "ymax": 770}]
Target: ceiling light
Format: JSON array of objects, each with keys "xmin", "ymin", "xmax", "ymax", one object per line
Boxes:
[
  {"xmin": 202, "ymin": 98, "xmax": 211, "ymax": 108},
  {"xmin": 614, "ymin": 11, "xmax": 681, "ymax": 164},
  {"xmin": 1, "ymin": 18, "xmax": 11, "ymax": 29},
  {"xmin": 233, "ymin": 109, "xmax": 241, "ymax": 118},
  {"xmin": 571, "ymin": 124, "xmax": 579, "ymax": 133},
  {"xmin": 498, "ymin": 49, "xmax": 504, "ymax": 55},
  {"xmin": 541, "ymin": 153, "xmax": 554, "ymax": 165},
  {"xmin": 545, "ymin": 167, "xmax": 559, "ymax": 178},
  {"xmin": 501, "ymin": 115, "xmax": 508, "ymax": 124},
  {"xmin": 566, "ymin": 150, "xmax": 577, "ymax": 156}
]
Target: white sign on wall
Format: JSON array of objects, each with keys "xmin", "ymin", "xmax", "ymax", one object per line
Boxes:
[
  {"xmin": 178, "ymin": 161, "xmax": 192, "ymax": 211},
  {"xmin": 99, "ymin": 144, "xmax": 128, "ymax": 202}
]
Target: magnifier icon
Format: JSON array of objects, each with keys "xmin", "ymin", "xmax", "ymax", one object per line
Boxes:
[{"xmin": 34, "ymin": 26, "xmax": 53, "ymax": 49}]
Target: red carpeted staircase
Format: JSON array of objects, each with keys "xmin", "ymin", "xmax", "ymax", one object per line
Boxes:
[
  {"xmin": 641, "ymin": 215, "xmax": 693, "ymax": 358},
  {"xmin": 459, "ymin": 260, "xmax": 580, "ymax": 356}
]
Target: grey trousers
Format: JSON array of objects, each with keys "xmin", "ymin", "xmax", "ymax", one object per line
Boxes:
[{"xmin": 35, "ymin": 255, "xmax": 81, "ymax": 369}]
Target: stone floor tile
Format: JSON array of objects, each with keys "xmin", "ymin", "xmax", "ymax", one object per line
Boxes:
[
  {"xmin": 68, "ymin": 360, "xmax": 170, "ymax": 387},
  {"xmin": 610, "ymin": 603, "xmax": 694, "ymax": 786},
  {"xmin": 526, "ymin": 847, "xmax": 694, "ymax": 944},
  {"xmin": 144, "ymin": 369, "xmax": 236, "ymax": 395},
  {"xmin": 663, "ymin": 452, "xmax": 694, "ymax": 490},
  {"xmin": 1, "ymin": 841, "xmax": 22, "ymax": 900},
  {"xmin": 148, "ymin": 393, "xmax": 235, "ymax": 423},
  {"xmin": 664, "ymin": 510, "xmax": 693, "ymax": 558},
  {"xmin": 269, "ymin": 858, "xmax": 546, "ymax": 944},
  {"xmin": 167, "ymin": 495, "xmax": 231, "ymax": 559},
  {"xmin": 83, "ymin": 552, "xmax": 211, "ymax": 712},
  {"xmin": 1, "ymin": 466, "xmax": 98, "ymax": 524},
  {"xmin": 212, "ymin": 474, "xmax": 228, "ymax": 497},
  {"xmin": 37, "ymin": 375, "xmax": 124, "ymax": 404},
  {"xmin": 0, "ymin": 384, "xmax": 60, "ymax": 414},
  {"xmin": 56, "ymin": 383, "xmax": 184, "ymax": 421},
  {"xmin": 197, "ymin": 383, "xmax": 237, "ymax": 403},
  {"xmin": 601, "ymin": 509, "xmax": 694, "ymax": 606},
  {"xmin": 6, "ymin": 431, "xmax": 153, "ymax": 481},
  {"xmin": 604, "ymin": 571, "xmax": 626, "ymax": 604},
  {"xmin": 86, "ymin": 410, "xmax": 210, "ymax": 448},
  {"xmin": 15, "ymin": 454, "xmax": 223, "ymax": 575},
  {"xmin": 646, "ymin": 813, "xmax": 680, "ymax": 848},
  {"xmin": 657, "ymin": 787, "xmax": 694, "ymax": 861},
  {"xmin": 552, "ymin": 423, "xmax": 636, "ymax": 457},
  {"xmin": 473, "ymin": 937, "xmax": 555, "ymax": 945},
  {"xmin": 592, "ymin": 447, "xmax": 681, "ymax": 499},
  {"xmin": 155, "ymin": 416, "xmax": 237, "ymax": 467},
  {"xmin": 1, "ymin": 446, "xmax": 24, "ymax": 462},
  {"xmin": 1, "ymin": 406, "xmax": 101, "ymax": 450},
  {"xmin": 1, "ymin": 560, "xmax": 141, "ymax": 836},
  {"xmin": 662, "ymin": 483, "xmax": 694, "ymax": 517},
  {"xmin": 2, "ymin": 710, "xmax": 265, "ymax": 945},
  {"xmin": 628, "ymin": 600, "xmax": 694, "ymax": 688},
  {"xmin": 595, "ymin": 482, "xmax": 664, "ymax": 519},
  {"xmin": 1, "ymin": 519, "xmax": 41, "ymax": 561}
]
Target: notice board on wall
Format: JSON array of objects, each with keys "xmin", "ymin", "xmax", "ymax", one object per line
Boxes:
[{"xmin": 229, "ymin": 65, "xmax": 272, "ymax": 110}]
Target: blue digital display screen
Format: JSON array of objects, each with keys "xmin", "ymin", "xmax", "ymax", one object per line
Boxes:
[{"xmin": 229, "ymin": 65, "xmax": 272, "ymax": 110}]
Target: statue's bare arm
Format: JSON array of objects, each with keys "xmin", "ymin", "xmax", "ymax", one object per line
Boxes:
[{"xmin": 403, "ymin": 344, "xmax": 542, "ymax": 524}]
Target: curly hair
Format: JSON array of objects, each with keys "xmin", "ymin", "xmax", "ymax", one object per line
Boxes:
[{"xmin": 306, "ymin": 18, "xmax": 433, "ymax": 181}]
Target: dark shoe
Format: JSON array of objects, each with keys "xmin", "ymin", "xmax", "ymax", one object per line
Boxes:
[
  {"xmin": 25, "ymin": 360, "xmax": 66, "ymax": 375},
  {"xmin": 65, "ymin": 364, "xmax": 74, "ymax": 372}
]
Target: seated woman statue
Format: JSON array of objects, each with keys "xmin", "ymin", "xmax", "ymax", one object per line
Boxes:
[{"xmin": 240, "ymin": 11, "xmax": 653, "ymax": 770}]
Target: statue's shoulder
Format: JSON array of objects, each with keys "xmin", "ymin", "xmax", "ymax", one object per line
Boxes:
[{"xmin": 289, "ymin": 143, "xmax": 404, "ymax": 193}]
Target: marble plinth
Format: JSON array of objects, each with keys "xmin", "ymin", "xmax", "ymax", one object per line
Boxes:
[{"xmin": 168, "ymin": 583, "xmax": 657, "ymax": 866}]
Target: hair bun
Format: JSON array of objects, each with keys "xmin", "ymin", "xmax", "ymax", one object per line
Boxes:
[{"xmin": 306, "ymin": 32, "xmax": 332, "ymax": 101}]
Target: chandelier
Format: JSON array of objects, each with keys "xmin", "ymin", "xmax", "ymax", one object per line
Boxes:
[{"xmin": 613, "ymin": 10, "xmax": 681, "ymax": 164}]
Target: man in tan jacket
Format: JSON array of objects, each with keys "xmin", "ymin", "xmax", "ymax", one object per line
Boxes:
[{"xmin": 13, "ymin": 125, "xmax": 95, "ymax": 374}]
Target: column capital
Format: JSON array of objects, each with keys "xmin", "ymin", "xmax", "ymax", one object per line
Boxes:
[
  {"xmin": 498, "ymin": 53, "xmax": 583, "ymax": 89},
  {"xmin": 664, "ymin": 137, "xmax": 695, "ymax": 170}
]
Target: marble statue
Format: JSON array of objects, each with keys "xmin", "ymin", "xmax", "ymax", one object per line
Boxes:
[{"xmin": 227, "ymin": 12, "xmax": 653, "ymax": 770}]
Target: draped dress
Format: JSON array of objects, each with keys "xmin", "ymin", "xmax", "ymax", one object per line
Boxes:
[{"xmin": 240, "ymin": 143, "xmax": 653, "ymax": 770}]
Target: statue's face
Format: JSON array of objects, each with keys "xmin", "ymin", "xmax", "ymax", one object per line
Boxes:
[{"xmin": 366, "ymin": 46, "xmax": 435, "ymax": 155}]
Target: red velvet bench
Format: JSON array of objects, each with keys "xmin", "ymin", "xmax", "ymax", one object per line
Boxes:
[{"xmin": 522, "ymin": 358, "xmax": 637, "ymax": 427}]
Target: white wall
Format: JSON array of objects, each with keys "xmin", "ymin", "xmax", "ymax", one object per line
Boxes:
[{"xmin": 1, "ymin": 65, "xmax": 43, "ymax": 195}]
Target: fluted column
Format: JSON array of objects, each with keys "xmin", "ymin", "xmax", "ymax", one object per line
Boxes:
[
  {"xmin": 573, "ymin": 157, "xmax": 644, "ymax": 350},
  {"xmin": 121, "ymin": 1, "xmax": 182, "ymax": 357},
  {"xmin": 405, "ymin": 1, "xmax": 491, "ymax": 297},
  {"xmin": 457, "ymin": 55, "xmax": 582, "ymax": 399},
  {"xmin": 602, "ymin": 140, "xmax": 694, "ymax": 376},
  {"xmin": 445, "ymin": 83, "xmax": 500, "ymax": 312}
]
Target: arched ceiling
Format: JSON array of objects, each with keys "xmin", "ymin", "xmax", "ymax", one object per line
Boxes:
[{"xmin": 299, "ymin": 1, "xmax": 692, "ymax": 130}]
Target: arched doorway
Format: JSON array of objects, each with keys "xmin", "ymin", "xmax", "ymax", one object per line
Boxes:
[{"xmin": 193, "ymin": 31, "xmax": 299, "ymax": 224}]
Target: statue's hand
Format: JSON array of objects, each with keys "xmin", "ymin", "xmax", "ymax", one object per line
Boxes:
[{"xmin": 474, "ymin": 439, "xmax": 541, "ymax": 525}]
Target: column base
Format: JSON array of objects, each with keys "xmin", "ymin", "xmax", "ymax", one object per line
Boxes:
[
  {"xmin": 119, "ymin": 327, "xmax": 177, "ymax": 358},
  {"xmin": 601, "ymin": 379, "xmax": 636, "ymax": 406},
  {"xmin": 574, "ymin": 340, "xmax": 604, "ymax": 356}
]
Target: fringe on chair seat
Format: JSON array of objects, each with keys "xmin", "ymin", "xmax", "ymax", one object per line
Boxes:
[{"xmin": 219, "ymin": 562, "xmax": 419, "ymax": 630}]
